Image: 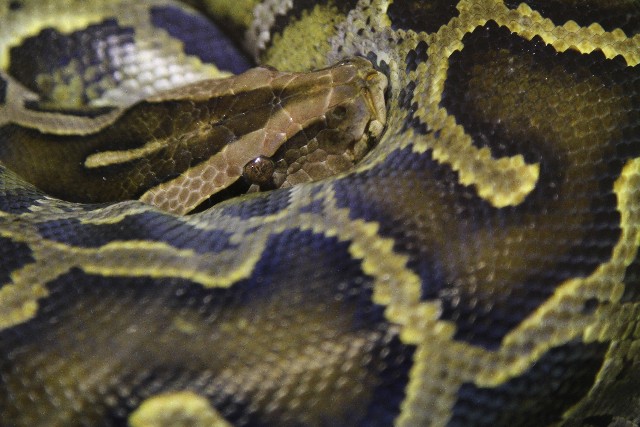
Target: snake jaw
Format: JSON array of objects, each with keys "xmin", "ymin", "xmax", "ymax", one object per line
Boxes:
[{"xmin": 363, "ymin": 70, "xmax": 388, "ymax": 138}]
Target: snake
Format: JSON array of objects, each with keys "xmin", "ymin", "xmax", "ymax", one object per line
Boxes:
[{"xmin": 0, "ymin": 0, "xmax": 639, "ymax": 426}]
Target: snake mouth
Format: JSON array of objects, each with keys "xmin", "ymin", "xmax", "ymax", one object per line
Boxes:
[{"xmin": 362, "ymin": 70, "xmax": 388, "ymax": 135}]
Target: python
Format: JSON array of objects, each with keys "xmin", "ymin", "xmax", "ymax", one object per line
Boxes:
[{"xmin": 0, "ymin": 1, "xmax": 639, "ymax": 426}]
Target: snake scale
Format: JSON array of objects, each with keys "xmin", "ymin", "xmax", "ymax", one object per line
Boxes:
[{"xmin": 0, "ymin": 0, "xmax": 639, "ymax": 426}]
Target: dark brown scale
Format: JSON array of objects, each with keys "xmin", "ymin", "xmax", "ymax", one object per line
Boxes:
[
  {"xmin": 504, "ymin": 0, "xmax": 640, "ymax": 36},
  {"xmin": 387, "ymin": 0, "xmax": 460, "ymax": 33}
]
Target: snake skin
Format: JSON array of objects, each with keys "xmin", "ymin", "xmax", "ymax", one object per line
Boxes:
[{"xmin": 1, "ymin": 0, "xmax": 640, "ymax": 426}]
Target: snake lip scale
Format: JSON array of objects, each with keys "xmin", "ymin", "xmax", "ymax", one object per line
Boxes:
[{"xmin": 0, "ymin": 0, "xmax": 639, "ymax": 426}]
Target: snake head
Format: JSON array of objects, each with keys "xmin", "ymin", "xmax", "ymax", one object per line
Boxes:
[{"xmin": 243, "ymin": 58, "xmax": 389, "ymax": 190}]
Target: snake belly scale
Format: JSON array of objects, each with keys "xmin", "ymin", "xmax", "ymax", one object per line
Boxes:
[{"xmin": 0, "ymin": 0, "xmax": 639, "ymax": 426}]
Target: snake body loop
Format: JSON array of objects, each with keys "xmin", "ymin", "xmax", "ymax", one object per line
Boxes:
[{"xmin": 0, "ymin": 0, "xmax": 639, "ymax": 426}]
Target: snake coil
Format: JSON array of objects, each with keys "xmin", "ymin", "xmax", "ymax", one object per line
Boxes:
[{"xmin": 0, "ymin": 0, "xmax": 639, "ymax": 426}]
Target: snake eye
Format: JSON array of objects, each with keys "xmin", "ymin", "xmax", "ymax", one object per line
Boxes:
[{"xmin": 243, "ymin": 156, "xmax": 275, "ymax": 187}]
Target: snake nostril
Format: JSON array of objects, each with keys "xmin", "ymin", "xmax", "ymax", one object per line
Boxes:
[
  {"xmin": 9, "ymin": 1, "xmax": 23, "ymax": 11},
  {"xmin": 331, "ymin": 105, "xmax": 348, "ymax": 120}
]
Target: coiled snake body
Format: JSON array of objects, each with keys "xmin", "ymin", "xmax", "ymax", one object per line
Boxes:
[{"xmin": 0, "ymin": 0, "xmax": 639, "ymax": 426}]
